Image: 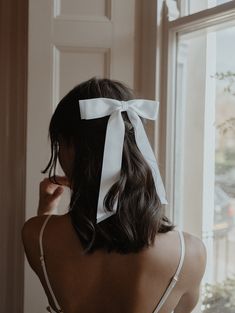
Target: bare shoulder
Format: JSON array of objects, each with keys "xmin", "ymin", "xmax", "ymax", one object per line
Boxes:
[
  {"xmin": 147, "ymin": 230, "xmax": 206, "ymax": 279},
  {"xmin": 173, "ymin": 233, "xmax": 207, "ymax": 312},
  {"xmin": 21, "ymin": 215, "xmax": 57, "ymax": 271},
  {"xmin": 21, "ymin": 214, "xmax": 67, "ymax": 254},
  {"xmin": 182, "ymin": 232, "xmax": 207, "ymax": 286},
  {"xmin": 22, "ymin": 215, "xmax": 48, "ymax": 244},
  {"xmin": 183, "ymin": 232, "xmax": 207, "ymax": 264}
]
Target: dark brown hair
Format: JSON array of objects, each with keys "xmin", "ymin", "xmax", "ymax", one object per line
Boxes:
[{"xmin": 42, "ymin": 77, "xmax": 174, "ymax": 254}]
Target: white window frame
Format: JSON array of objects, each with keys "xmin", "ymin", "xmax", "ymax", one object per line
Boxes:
[
  {"xmin": 156, "ymin": 1, "xmax": 235, "ymax": 311},
  {"xmin": 159, "ymin": 0, "xmax": 235, "ymax": 226}
]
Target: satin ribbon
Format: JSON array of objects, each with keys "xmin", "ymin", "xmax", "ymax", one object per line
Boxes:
[{"xmin": 79, "ymin": 98, "xmax": 168, "ymax": 223}]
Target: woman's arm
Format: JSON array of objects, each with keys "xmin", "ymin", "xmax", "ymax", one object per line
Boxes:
[{"xmin": 174, "ymin": 288, "xmax": 200, "ymax": 313}]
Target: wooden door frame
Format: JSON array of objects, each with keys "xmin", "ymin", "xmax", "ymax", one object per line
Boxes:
[{"xmin": 0, "ymin": 0, "xmax": 28, "ymax": 312}]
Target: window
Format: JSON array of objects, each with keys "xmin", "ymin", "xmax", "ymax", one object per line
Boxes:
[
  {"xmin": 179, "ymin": 0, "xmax": 233, "ymax": 17},
  {"xmin": 161, "ymin": 1, "xmax": 235, "ymax": 312}
]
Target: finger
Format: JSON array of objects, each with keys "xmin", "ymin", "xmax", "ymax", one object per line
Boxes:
[
  {"xmin": 53, "ymin": 176, "xmax": 70, "ymax": 187},
  {"xmin": 51, "ymin": 186, "xmax": 64, "ymax": 200},
  {"xmin": 40, "ymin": 179, "xmax": 58, "ymax": 194},
  {"xmin": 40, "ymin": 176, "xmax": 70, "ymax": 192}
]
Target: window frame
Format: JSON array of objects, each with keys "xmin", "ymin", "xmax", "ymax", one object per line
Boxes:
[
  {"xmin": 159, "ymin": 0, "xmax": 235, "ymax": 223},
  {"xmin": 157, "ymin": 2, "xmax": 235, "ymax": 311}
]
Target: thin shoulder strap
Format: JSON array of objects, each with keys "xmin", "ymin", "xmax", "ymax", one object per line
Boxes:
[
  {"xmin": 39, "ymin": 215, "xmax": 63, "ymax": 312},
  {"xmin": 153, "ymin": 230, "xmax": 185, "ymax": 313}
]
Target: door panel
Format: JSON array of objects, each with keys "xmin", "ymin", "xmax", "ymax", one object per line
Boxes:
[{"xmin": 26, "ymin": 0, "xmax": 135, "ymax": 312}]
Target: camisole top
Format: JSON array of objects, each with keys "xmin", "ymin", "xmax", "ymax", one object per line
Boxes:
[{"xmin": 39, "ymin": 214, "xmax": 185, "ymax": 313}]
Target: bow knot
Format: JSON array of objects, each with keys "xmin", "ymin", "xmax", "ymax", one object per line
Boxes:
[
  {"xmin": 120, "ymin": 101, "xmax": 129, "ymax": 112},
  {"xmin": 79, "ymin": 98, "xmax": 168, "ymax": 223}
]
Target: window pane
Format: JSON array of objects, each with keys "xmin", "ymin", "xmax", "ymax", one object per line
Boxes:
[
  {"xmin": 179, "ymin": 0, "xmax": 233, "ymax": 17},
  {"xmin": 175, "ymin": 23, "xmax": 235, "ymax": 312}
]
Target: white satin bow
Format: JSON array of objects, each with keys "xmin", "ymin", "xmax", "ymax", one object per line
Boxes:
[{"xmin": 79, "ymin": 98, "xmax": 168, "ymax": 223}]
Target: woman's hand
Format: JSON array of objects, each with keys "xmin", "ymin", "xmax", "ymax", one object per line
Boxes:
[{"xmin": 37, "ymin": 176, "xmax": 70, "ymax": 216}]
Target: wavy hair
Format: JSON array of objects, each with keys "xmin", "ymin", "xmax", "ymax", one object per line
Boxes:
[{"xmin": 42, "ymin": 77, "xmax": 174, "ymax": 254}]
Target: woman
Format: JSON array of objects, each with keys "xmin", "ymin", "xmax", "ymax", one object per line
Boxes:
[{"xmin": 22, "ymin": 77, "xmax": 206, "ymax": 313}]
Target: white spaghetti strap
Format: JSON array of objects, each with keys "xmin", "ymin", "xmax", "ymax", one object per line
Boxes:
[
  {"xmin": 174, "ymin": 231, "xmax": 185, "ymax": 279},
  {"xmin": 39, "ymin": 215, "xmax": 63, "ymax": 313},
  {"xmin": 39, "ymin": 215, "xmax": 52, "ymax": 257},
  {"xmin": 153, "ymin": 230, "xmax": 185, "ymax": 313}
]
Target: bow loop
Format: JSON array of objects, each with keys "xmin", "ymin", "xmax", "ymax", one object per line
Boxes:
[{"xmin": 127, "ymin": 99, "xmax": 159, "ymax": 120}]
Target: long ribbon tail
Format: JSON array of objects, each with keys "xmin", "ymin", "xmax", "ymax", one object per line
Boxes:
[
  {"xmin": 96, "ymin": 110, "xmax": 125, "ymax": 223},
  {"xmin": 127, "ymin": 110, "xmax": 168, "ymax": 204}
]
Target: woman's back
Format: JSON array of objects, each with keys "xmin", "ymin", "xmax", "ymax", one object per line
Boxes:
[
  {"xmin": 22, "ymin": 78, "xmax": 206, "ymax": 312},
  {"xmin": 22, "ymin": 213, "xmax": 206, "ymax": 313}
]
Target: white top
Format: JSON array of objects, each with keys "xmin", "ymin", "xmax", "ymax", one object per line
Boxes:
[{"xmin": 39, "ymin": 214, "xmax": 185, "ymax": 313}]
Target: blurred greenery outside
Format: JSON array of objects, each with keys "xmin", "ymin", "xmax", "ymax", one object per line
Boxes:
[{"xmin": 202, "ymin": 276, "xmax": 235, "ymax": 313}]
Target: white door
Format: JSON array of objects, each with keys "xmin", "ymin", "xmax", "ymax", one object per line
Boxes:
[{"xmin": 25, "ymin": 0, "xmax": 136, "ymax": 312}]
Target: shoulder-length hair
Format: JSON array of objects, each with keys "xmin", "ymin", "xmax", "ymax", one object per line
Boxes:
[{"xmin": 42, "ymin": 77, "xmax": 174, "ymax": 254}]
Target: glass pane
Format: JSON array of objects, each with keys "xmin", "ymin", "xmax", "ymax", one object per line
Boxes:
[
  {"xmin": 179, "ymin": 0, "xmax": 233, "ymax": 17},
  {"xmin": 174, "ymin": 23, "xmax": 235, "ymax": 312}
]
